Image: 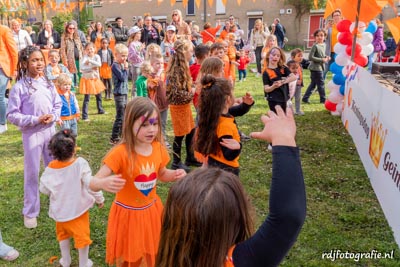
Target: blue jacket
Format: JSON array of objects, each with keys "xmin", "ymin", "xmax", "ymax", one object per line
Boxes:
[
  {"xmin": 112, "ymin": 62, "xmax": 128, "ymax": 95},
  {"xmin": 59, "ymin": 93, "xmax": 79, "ymax": 120}
]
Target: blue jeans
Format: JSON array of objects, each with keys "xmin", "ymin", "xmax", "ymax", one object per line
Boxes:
[
  {"xmin": 303, "ymin": 70, "xmax": 326, "ymax": 103},
  {"xmin": 0, "ymin": 69, "xmax": 10, "ymax": 125},
  {"xmin": 111, "ymin": 94, "xmax": 127, "ymax": 140},
  {"xmin": 238, "ymin": 69, "xmax": 247, "ymax": 80},
  {"xmin": 60, "ymin": 118, "xmax": 78, "ymax": 136},
  {"xmin": 82, "ymin": 94, "xmax": 104, "ymax": 120}
]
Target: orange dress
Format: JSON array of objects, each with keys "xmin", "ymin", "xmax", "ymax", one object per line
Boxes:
[
  {"xmin": 227, "ymin": 45, "xmax": 237, "ymax": 81},
  {"xmin": 223, "ymin": 54, "xmax": 230, "ymax": 80},
  {"xmin": 103, "ymin": 142, "xmax": 170, "ymax": 266}
]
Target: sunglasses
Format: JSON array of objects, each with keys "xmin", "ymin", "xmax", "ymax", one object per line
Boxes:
[
  {"xmin": 68, "ymin": 27, "xmax": 75, "ymax": 30},
  {"xmin": 172, "ymin": 14, "xmax": 178, "ymax": 16}
]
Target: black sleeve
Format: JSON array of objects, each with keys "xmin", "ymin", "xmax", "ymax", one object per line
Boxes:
[
  {"xmin": 229, "ymin": 102, "xmax": 254, "ymax": 117},
  {"xmin": 262, "ymin": 71, "xmax": 271, "ymax": 86},
  {"xmin": 219, "ymin": 135, "xmax": 241, "ymax": 161},
  {"xmin": 233, "ymin": 146, "xmax": 306, "ymax": 267},
  {"xmin": 52, "ymin": 31, "xmax": 61, "ymax": 49}
]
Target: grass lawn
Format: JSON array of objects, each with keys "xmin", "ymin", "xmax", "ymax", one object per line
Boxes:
[{"xmin": 0, "ymin": 64, "xmax": 398, "ymax": 266}]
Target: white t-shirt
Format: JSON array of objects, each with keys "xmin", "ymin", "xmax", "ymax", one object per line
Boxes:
[{"xmin": 39, "ymin": 157, "xmax": 104, "ymax": 222}]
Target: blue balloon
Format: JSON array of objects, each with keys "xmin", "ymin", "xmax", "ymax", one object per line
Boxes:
[
  {"xmin": 339, "ymin": 84, "xmax": 346, "ymax": 95},
  {"xmin": 366, "ymin": 20, "xmax": 377, "ymax": 34},
  {"xmin": 333, "ymin": 73, "xmax": 346, "ymax": 85},
  {"xmin": 330, "ymin": 62, "xmax": 344, "ymax": 74}
]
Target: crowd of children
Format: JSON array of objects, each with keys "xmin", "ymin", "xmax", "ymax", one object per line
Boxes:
[{"xmin": 1, "ymin": 16, "xmax": 333, "ymax": 266}]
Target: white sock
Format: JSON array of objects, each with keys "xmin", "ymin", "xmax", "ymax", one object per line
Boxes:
[
  {"xmin": 59, "ymin": 239, "xmax": 71, "ymax": 267},
  {"xmin": 78, "ymin": 245, "xmax": 90, "ymax": 267}
]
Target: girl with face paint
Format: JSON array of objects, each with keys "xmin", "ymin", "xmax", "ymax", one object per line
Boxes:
[{"xmin": 90, "ymin": 97, "xmax": 186, "ymax": 267}]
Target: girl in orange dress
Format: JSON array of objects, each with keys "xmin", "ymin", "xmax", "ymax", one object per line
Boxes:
[
  {"xmin": 79, "ymin": 42, "xmax": 105, "ymax": 121},
  {"xmin": 98, "ymin": 38, "xmax": 114, "ymax": 100},
  {"xmin": 90, "ymin": 97, "xmax": 186, "ymax": 267},
  {"xmin": 227, "ymin": 33, "xmax": 239, "ymax": 86},
  {"xmin": 166, "ymin": 40, "xmax": 201, "ymax": 172}
]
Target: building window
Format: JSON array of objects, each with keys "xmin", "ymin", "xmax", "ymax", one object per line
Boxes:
[
  {"xmin": 216, "ymin": 0, "xmax": 225, "ymax": 15},
  {"xmin": 187, "ymin": 0, "xmax": 195, "ymax": 15}
]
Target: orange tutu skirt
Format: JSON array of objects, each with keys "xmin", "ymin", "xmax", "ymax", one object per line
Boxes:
[
  {"xmin": 100, "ymin": 63, "xmax": 112, "ymax": 79},
  {"xmin": 169, "ymin": 104, "xmax": 194, "ymax": 137},
  {"xmin": 106, "ymin": 197, "xmax": 163, "ymax": 266},
  {"xmin": 79, "ymin": 77, "xmax": 105, "ymax": 95}
]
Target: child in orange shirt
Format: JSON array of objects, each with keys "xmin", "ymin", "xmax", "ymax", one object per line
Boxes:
[
  {"xmin": 90, "ymin": 97, "xmax": 186, "ymax": 267},
  {"xmin": 227, "ymin": 33, "xmax": 239, "ymax": 85},
  {"xmin": 40, "ymin": 129, "xmax": 104, "ymax": 267}
]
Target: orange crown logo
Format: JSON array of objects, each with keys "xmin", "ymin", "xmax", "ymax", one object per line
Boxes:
[
  {"xmin": 368, "ymin": 113, "xmax": 387, "ymax": 168},
  {"xmin": 140, "ymin": 162, "xmax": 156, "ymax": 176}
]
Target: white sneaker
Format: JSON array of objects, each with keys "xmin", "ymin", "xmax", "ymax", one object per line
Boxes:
[
  {"xmin": 0, "ymin": 124, "xmax": 7, "ymax": 134},
  {"xmin": 268, "ymin": 144, "xmax": 273, "ymax": 151},
  {"xmin": 24, "ymin": 216, "xmax": 37, "ymax": 229}
]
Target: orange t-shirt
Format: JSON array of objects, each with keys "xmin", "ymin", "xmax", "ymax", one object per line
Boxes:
[{"xmin": 103, "ymin": 142, "xmax": 170, "ymax": 207}]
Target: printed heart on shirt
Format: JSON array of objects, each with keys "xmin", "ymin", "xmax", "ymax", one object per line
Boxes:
[{"xmin": 134, "ymin": 172, "xmax": 157, "ymax": 196}]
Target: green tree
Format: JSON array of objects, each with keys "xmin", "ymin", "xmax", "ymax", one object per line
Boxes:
[
  {"xmin": 283, "ymin": 0, "xmax": 327, "ymax": 44},
  {"xmin": 51, "ymin": 11, "xmax": 73, "ymax": 34}
]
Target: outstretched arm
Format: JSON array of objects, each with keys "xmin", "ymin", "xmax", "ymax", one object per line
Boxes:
[{"xmin": 233, "ymin": 107, "xmax": 306, "ymax": 266}]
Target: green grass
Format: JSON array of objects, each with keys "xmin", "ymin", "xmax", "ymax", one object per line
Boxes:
[{"xmin": 0, "ymin": 65, "xmax": 398, "ymax": 266}]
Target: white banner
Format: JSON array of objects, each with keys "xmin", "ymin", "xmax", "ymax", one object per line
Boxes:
[{"xmin": 342, "ymin": 63, "xmax": 400, "ymax": 248}]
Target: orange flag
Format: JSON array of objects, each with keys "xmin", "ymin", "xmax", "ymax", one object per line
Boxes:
[
  {"xmin": 237, "ymin": 0, "xmax": 241, "ymax": 5},
  {"xmin": 385, "ymin": 17, "xmax": 400, "ymax": 43},
  {"xmin": 195, "ymin": 0, "xmax": 201, "ymax": 7},
  {"xmin": 339, "ymin": 0, "xmax": 382, "ymax": 22},
  {"xmin": 182, "ymin": 0, "xmax": 187, "ymax": 7},
  {"xmin": 207, "ymin": 0, "xmax": 213, "ymax": 7},
  {"xmin": 324, "ymin": 0, "xmax": 338, "ymax": 18},
  {"xmin": 314, "ymin": 0, "xmax": 318, "ymax": 9},
  {"xmin": 170, "ymin": 0, "xmax": 175, "ymax": 6}
]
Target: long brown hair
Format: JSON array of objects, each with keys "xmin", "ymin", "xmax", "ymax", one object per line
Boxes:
[
  {"xmin": 166, "ymin": 39, "xmax": 192, "ymax": 92},
  {"xmin": 195, "ymin": 75, "xmax": 232, "ymax": 156},
  {"xmin": 157, "ymin": 167, "xmax": 254, "ymax": 267}
]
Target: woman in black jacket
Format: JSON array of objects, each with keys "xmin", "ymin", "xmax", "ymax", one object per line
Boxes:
[{"xmin": 36, "ymin": 20, "xmax": 61, "ymax": 49}]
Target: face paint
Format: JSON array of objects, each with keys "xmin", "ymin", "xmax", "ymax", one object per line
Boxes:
[{"xmin": 148, "ymin": 117, "xmax": 158, "ymax": 125}]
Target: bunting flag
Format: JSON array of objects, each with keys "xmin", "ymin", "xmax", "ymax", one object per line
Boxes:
[
  {"xmin": 314, "ymin": 0, "xmax": 318, "ymax": 9},
  {"xmin": 207, "ymin": 0, "xmax": 213, "ymax": 7},
  {"xmin": 182, "ymin": 0, "xmax": 187, "ymax": 7},
  {"xmin": 325, "ymin": 0, "xmax": 382, "ymax": 22},
  {"xmin": 170, "ymin": 0, "xmax": 175, "ymax": 6},
  {"xmin": 222, "ymin": 0, "xmax": 227, "ymax": 5},
  {"xmin": 157, "ymin": 0, "xmax": 163, "ymax": 5},
  {"xmin": 385, "ymin": 17, "xmax": 400, "ymax": 43},
  {"xmin": 195, "ymin": 0, "xmax": 201, "ymax": 8},
  {"xmin": 237, "ymin": 0, "xmax": 241, "ymax": 5}
]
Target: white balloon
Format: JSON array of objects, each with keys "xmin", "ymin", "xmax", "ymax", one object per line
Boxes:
[
  {"xmin": 335, "ymin": 53, "xmax": 350, "ymax": 66},
  {"xmin": 327, "ymin": 80, "xmax": 340, "ymax": 91},
  {"xmin": 361, "ymin": 43, "xmax": 374, "ymax": 56},
  {"xmin": 328, "ymin": 90, "xmax": 343, "ymax": 104},
  {"xmin": 357, "ymin": 32, "xmax": 373, "ymax": 46},
  {"xmin": 334, "ymin": 43, "xmax": 346, "ymax": 54},
  {"xmin": 350, "ymin": 21, "xmax": 366, "ymax": 34},
  {"xmin": 336, "ymin": 101, "xmax": 344, "ymax": 113}
]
